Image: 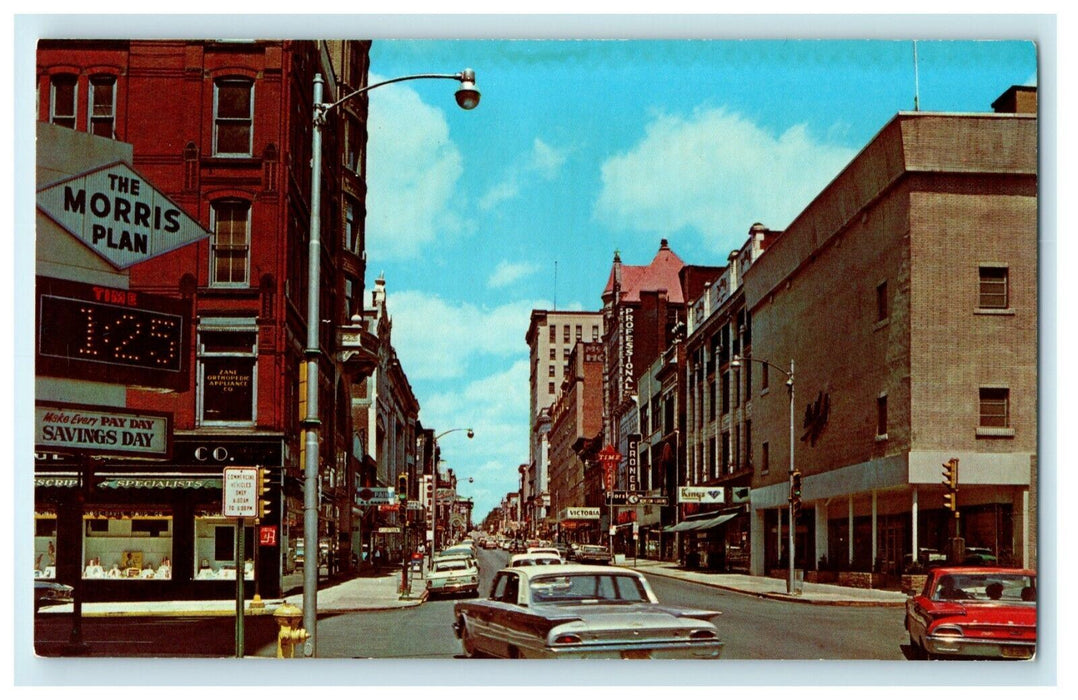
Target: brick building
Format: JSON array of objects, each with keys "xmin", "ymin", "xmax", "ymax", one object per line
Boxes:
[
  {"xmin": 547, "ymin": 341, "xmax": 605, "ymax": 544},
  {"xmin": 525, "ymin": 309, "xmax": 603, "ymax": 537},
  {"xmin": 743, "ymin": 87, "xmax": 1038, "ymax": 576},
  {"xmin": 34, "ymin": 40, "xmax": 376, "ymax": 601}
]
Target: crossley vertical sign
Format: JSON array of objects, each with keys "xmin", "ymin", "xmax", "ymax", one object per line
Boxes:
[{"xmin": 223, "ymin": 466, "xmax": 259, "ymax": 657}]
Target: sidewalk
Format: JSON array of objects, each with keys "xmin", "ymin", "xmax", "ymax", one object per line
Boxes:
[
  {"xmin": 622, "ymin": 556, "xmax": 908, "ymax": 607},
  {"xmin": 42, "ymin": 557, "xmax": 906, "ymax": 618}
]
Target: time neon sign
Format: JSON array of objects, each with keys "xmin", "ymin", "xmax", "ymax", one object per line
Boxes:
[{"xmin": 36, "ymin": 276, "xmax": 190, "ymax": 391}]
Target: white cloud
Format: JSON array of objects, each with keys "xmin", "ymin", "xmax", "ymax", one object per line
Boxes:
[
  {"xmin": 592, "ymin": 107, "xmax": 857, "ymax": 247},
  {"xmin": 479, "ymin": 137, "xmax": 568, "ymax": 212},
  {"xmin": 366, "ymin": 76, "xmax": 467, "ymax": 260},
  {"xmin": 384, "ymin": 290, "xmax": 541, "ymax": 381},
  {"xmin": 487, "ymin": 260, "xmax": 540, "ymax": 289}
]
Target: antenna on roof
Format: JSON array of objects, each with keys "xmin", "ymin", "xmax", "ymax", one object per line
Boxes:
[
  {"xmin": 913, "ymin": 41, "xmax": 921, "ymax": 111},
  {"xmin": 553, "ymin": 260, "xmax": 558, "ymax": 310}
]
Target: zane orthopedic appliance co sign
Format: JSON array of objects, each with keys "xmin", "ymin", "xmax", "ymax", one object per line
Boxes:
[{"xmin": 37, "ymin": 161, "xmax": 210, "ymax": 269}]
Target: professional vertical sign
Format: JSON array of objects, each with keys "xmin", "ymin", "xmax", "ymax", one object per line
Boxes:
[{"xmin": 37, "ymin": 161, "xmax": 210, "ymax": 269}]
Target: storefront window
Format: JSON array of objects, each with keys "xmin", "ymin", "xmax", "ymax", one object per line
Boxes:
[
  {"xmin": 82, "ymin": 515, "xmax": 173, "ymax": 580},
  {"xmin": 34, "ymin": 515, "xmax": 58, "ymax": 579},
  {"xmin": 194, "ymin": 517, "xmax": 255, "ymax": 580}
]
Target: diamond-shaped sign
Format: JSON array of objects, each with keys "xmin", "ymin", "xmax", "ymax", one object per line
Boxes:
[{"xmin": 37, "ymin": 161, "xmax": 211, "ymax": 269}]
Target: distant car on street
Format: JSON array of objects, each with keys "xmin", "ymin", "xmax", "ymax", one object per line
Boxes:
[
  {"xmin": 509, "ymin": 553, "xmax": 564, "ymax": 567},
  {"xmin": 426, "ymin": 556, "xmax": 480, "ymax": 598},
  {"xmin": 453, "ymin": 564, "xmax": 723, "ymax": 659},
  {"xmin": 904, "ymin": 566, "xmax": 1036, "ymax": 660},
  {"xmin": 573, "ymin": 544, "xmax": 613, "ymax": 565}
]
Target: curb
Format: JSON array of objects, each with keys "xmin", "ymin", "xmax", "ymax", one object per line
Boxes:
[{"xmin": 633, "ymin": 566, "xmax": 907, "ymax": 608}]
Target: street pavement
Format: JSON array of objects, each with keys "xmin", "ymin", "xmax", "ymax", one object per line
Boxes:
[{"xmin": 40, "ymin": 555, "xmax": 906, "ymax": 619}]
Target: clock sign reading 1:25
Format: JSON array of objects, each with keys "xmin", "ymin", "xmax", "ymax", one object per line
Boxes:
[{"xmin": 36, "ymin": 275, "xmax": 191, "ymax": 391}]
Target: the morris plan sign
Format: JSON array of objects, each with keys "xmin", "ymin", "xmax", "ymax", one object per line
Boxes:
[
  {"xmin": 37, "ymin": 161, "xmax": 210, "ymax": 269},
  {"xmin": 35, "ymin": 402, "xmax": 171, "ymax": 458}
]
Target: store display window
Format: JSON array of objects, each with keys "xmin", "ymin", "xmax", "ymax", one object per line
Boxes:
[
  {"xmin": 194, "ymin": 517, "xmax": 255, "ymax": 580},
  {"xmin": 34, "ymin": 515, "xmax": 58, "ymax": 579},
  {"xmin": 82, "ymin": 514, "xmax": 173, "ymax": 580}
]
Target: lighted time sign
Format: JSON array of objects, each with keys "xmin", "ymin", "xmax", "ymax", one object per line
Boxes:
[{"xmin": 36, "ymin": 276, "xmax": 191, "ymax": 391}]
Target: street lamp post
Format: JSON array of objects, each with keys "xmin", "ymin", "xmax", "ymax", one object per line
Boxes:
[
  {"xmin": 731, "ymin": 355, "xmax": 797, "ymax": 595},
  {"xmin": 430, "ymin": 428, "xmax": 474, "ymax": 561},
  {"xmin": 303, "ymin": 70, "xmax": 479, "ymax": 656}
]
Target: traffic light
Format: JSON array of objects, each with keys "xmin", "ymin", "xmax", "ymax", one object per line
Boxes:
[
  {"xmin": 257, "ymin": 467, "xmax": 272, "ymax": 520},
  {"xmin": 398, "ymin": 473, "xmax": 408, "ymax": 502},
  {"xmin": 790, "ymin": 470, "xmax": 802, "ymax": 518},
  {"xmin": 942, "ymin": 458, "xmax": 959, "ymax": 513}
]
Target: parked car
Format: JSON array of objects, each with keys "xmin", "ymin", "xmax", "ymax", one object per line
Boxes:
[
  {"xmin": 426, "ymin": 556, "xmax": 480, "ymax": 598},
  {"xmin": 436, "ymin": 544, "xmax": 476, "ymax": 560},
  {"xmin": 902, "ymin": 547, "xmax": 947, "ymax": 571},
  {"xmin": 34, "ymin": 579, "xmax": 74, "ymax": 613},
  {"xmin": 904, "ymin": 567, "xmax": 1036, "ymax": 660},
  {"xmin": 509, "ymin": 553, "xmax": 564, "ymax": 567},
  {"xmin": 574, "ymin": 544, "xmax": 613, "ymax": 565},
  {"xmin": 453, "ymin": 564, "xmax": 723, "ymax": 659},
  {"xmin": 962, "ymin": 547, "xmax": 999, "ymax": 565}
]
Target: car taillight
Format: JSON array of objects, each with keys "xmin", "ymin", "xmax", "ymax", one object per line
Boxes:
[
  {"xmin": 689, "ymin": 630, "xmax": 717, "ymax": 640},
  {"xmin": 933, "ymin": 625, "xmax": 965, "ymax": 637},
  {"xmin": 553, "ymin": 634, "xmax": 582, "ymax": 644}
]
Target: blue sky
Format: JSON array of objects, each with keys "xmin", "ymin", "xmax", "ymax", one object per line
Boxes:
[{"xmin": 362, "ymin": 36, "xmax": 1038, "ymax": 521}]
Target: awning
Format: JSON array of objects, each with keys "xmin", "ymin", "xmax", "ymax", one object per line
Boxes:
[{"xmin": 665, "ymin": 512, "xmax": 738, "ymax": 533}]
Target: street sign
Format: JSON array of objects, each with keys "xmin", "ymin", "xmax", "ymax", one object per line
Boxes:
[
  {"xmin": 355, "ymin": 487, "xmax": 396, "ymax": 506},
  {"xmin": 605, "ymin": 492, "xmax": 669, "ymax": 506},
  {"xmin": 259, "ymin": 525, "xmax": 277, "ymax": 547},
  {"xmin": 222, "ymin": 466, "xmax": 259, "ymax": 518}
]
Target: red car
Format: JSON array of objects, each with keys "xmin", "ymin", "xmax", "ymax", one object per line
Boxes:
[{"xmin": 905, "ymin": 567, "xmax": 1036, "ymax": 660}]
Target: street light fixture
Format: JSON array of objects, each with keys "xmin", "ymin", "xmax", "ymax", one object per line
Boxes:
[
  {"xmin": 303, "ymin": 70, "xmax": 479, "ymax": 656},
  {"xmin": 730, "ymin": 354, "xmax": 797, "ymax": 595},
  {"xmin": 431, "ymin": 428, "xmax": 474, "ymax": 560}
]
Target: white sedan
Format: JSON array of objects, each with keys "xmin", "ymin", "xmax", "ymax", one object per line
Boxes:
[
  {"xmin": 426, "ymin": 556, "xmax": 480, "ymax": 598},
  {"xmin": 453, "ymin": 564, "xmax": 723, "ymax": 659}
]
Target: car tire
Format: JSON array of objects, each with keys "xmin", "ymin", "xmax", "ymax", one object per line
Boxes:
[{"xmin": 908, "ymin": 634, "xmax": 925, "ymax": 660}]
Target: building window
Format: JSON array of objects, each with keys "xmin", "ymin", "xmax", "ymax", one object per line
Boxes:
[
  {"xmin": 563, "ymin": 325, "xmax": 571, "ymax": 342},
  {"xmin": 89, "ymin": 75, "xmax": 116, "ymax": 138},
  {"xmin": 592, "ymin": 326, "xmax": 600, "ymax": 341},
  {"xmin": 81, "ymin": 516, "xmax": 173, "ymax": 580},
  {"xmin": 575, "ymin": 325, "xmax": 582, "ymax": 339},
  {"xmin": 707, "ymin": 437, "xmax": 716, "ymax": 478},
  {"xmin": 549, "ymin": 348, "xmax": 556, "ymax": 360},
  {"xmin": 548, "ymin": 382, "xmax": 555, "ymax": 395},
  {"xmin": 744, "ymin": 420, "xmax": 752, "ymax": 469},
  {"xmin": 876, "ymin": 394, "xmax": 888, "ymax": 439},
  {"xmin": 549, "ymin": 365, "xmax": 556, "ymax": 377},
  {"xmin": 761, "ymin": 363, "xmax": 769, "ymax": 392},
  {"xmin": 761, "ymin": 441, "xmax": 769, "ymax": 474},
  {"xmin": 549, "ymin": 325, "xmax": 557, "ymax": 343},
  {"xmin": 214, "ymin": 78, "xmax": 253, "ymax": 156},
  {"xmin": 721, "ymin": 371, "xmax": 731, "ymax": 414},
  {"xmin": 722, "ymin": 432, "xmax": 730, "ymax": 474},
  {"xmin": 639, "ymin": 403, "xmax": 649, "ymax": 436},
  {"xmin": 876, "ymin": 281, "xmax": 889, "ymax": 322},
  {"xmin": 196, "ymin": 518, "xmax": 254, "ymax": 580},
  {"xmin": 345, "ymin": 197, "xmax": 361, "ymax": 253},
  {"xmin": 49, "ymin": 74, "xmax": 77, "ymax": 129},
  {"xmin": 210, "ymin": 200, "xmax": 251, "ymax": 286},
  {"xmin": 979, "ymin": 387, "xmax": 1010, "ymax": 428},
  {"xmin": 563, "ymin": 348, "xmax": 571, "ymax": 360},
  {"xmin": 979, "ymin": 266, "xmax": 1009, "ymax": 309},
  {"xmin": 198, "ymin": 318, "xmax": 257, "ymax": 425}
]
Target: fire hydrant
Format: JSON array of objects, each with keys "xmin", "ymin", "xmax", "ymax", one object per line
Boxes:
[{"xmin": 273, "ymin": 602, "xmax": 309, "ymax": 658}]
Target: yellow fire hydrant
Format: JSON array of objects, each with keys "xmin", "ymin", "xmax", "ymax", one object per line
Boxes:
[{"xmin": 273, "ymin": 602, "xmax": 309, "ymax": 658}]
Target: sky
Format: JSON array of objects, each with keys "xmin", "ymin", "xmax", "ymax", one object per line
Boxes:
[
  {"xmin": 7, "ymin": 12, "xmax": 1050, "ymax": 526},
  {"xmin": 360, "ymin": 32, "xmax": 1039, "ymax": 521}
]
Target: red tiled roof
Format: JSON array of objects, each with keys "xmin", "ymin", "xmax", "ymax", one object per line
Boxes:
[{"xmin": 603, "ymin": 242, "xmax": 686, "ymax": 304}]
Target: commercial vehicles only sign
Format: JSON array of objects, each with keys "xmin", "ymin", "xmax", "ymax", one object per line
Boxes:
[
  {"xmin": 223, "ymin": 467, "xmax": 260, "ymax": 518},
  {"xmin": 37, "ymin": 161, "xmax": 210, "ymax": 269}
]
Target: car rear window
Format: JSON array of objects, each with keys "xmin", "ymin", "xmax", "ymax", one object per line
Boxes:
[
  {"xmin": 931, "ymin": 573, "xmax": 1035, "ymax": 602},
  {"xmin": 529, "ymin": 573, "xmax": 647, "ymax": 605}
]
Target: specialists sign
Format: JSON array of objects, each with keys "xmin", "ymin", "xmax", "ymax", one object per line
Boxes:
[
  {"xmin": 35, "ymin": 402, "xmax": 171, "ymax": 459},
  {"xmin": 37, "ymin": 161, "xmax": 211, "ymax": 269}
]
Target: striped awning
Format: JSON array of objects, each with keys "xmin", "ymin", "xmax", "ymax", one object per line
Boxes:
[{"xmin": 664, "ymin": 512, "xmax": 738, "ymax": 533}]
